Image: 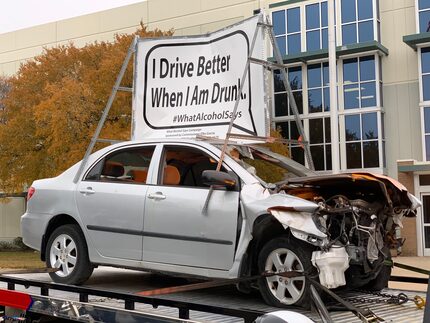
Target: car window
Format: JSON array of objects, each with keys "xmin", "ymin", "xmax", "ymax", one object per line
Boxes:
[
  {"xmin": 85, "ymin": 146, "xmax": 156, "ymax": 184},
  {"xmin": 159, "ymin": 145, "xmax": 232, "ymax": 188}
]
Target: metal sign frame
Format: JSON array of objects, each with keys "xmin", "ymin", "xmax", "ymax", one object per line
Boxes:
[
  {"xmin": 215, "ymin": 15, "xmax": 314, "ymax": 172},
  {"xmin": 73, "ymin": 15, "xmax": 314, "ymax": 184}
]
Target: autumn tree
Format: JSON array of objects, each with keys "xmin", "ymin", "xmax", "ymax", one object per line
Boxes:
[
  {"xmin": 0, "ymin": 76, "xmax": 10, "ymax": 124},
  {"xmin": 0, "ymin": 26, "xmax": 173, "ymax": 192}
]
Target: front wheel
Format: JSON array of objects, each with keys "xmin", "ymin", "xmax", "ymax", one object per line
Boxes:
[
  {"xmin": 257, "ymin": 236, "xmax": 316, "ymax": 308},
  {"xmin": 46, "ymin": 224, "xmax": 93, "ymax": 285},
  {"xmin": 363, "ymin": 255, "xmax": 392, "ymax": 291}
]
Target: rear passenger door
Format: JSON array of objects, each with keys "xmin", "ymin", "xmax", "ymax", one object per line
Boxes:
[
  {"xmin": 76, "ymin": 145, "xmax": 156, "ymax": 261},
  {"xmin": 143, "ymin": 144, "xmax": 240, "ymax": 270}
]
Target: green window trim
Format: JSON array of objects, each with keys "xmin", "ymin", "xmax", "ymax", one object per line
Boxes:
[
  {"xmin": 398, "ymin": 163, "xmax": 430, "ymax": 173},
  {"xmin": 403, "ymin": 33, "xmax": 430, "ymax": 50},
  {"xmin": 270, "ymin": 0, "xmax": 308, "ymax": 9},
  {"xmin": 268, "ymin": 40, "xmax": 388, "ymax": 64}
]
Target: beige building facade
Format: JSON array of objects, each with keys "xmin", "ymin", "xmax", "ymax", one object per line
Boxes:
[
  {"xmin": 0, "ymin": 196, "xmax": 25, "ymax": 242},
  {"xmin": 1, "ymin": 0, "xmax": 430, "ymax": 256}
]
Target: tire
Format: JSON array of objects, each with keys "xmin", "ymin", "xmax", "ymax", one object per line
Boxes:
[
  {"xmin": 363, "ymin": 255, "xmax": 392, "ymax": 291},
  {"xmin": 46, "ymin": 224, "xmax": 93, "ymax": 285},
  {"xmin": 257, "ymin": 236, "xmax": 316, "ymax": 308}
]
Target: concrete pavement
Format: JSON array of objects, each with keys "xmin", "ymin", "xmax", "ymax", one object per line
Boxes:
[{"xmin": 389, "ymin": 256, "xmax": 430, "ymax": 292}]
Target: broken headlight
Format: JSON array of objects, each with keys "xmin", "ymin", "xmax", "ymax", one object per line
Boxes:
[{"xmin": 311, "ymin": 212, "xmax": 327, "ymax": 234}]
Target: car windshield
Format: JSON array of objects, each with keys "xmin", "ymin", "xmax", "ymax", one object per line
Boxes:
[{"xmin": 216, "ymin": 144, "xmax": 316, "ymax": 186}]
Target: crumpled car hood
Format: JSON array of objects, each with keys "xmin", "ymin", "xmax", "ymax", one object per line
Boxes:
[
  {"xmin": 240, "ymin": 172, "xmax": 421, "ymax": 242},
  {"xmin": 241, "ymin": 183, "xmax": 319, "ymax": 213},
  {"xmin": 283, "ymin": 172, "xmax": 421, "ymax": 215},
  {"xmin": 240, "ymin": 184, "xmax": 326, "ymax": 238}
]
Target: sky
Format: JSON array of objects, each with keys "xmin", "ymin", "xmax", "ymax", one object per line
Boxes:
[{"xmin": 0, "ymin": 0, "xmax": 145, "ymax": 34}]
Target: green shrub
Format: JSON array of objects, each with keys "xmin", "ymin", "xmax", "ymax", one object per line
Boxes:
[
  {"xmin": 0, "ymin": 237, "xmax": 31, "ymax": 251},
  {"xmin": 13, "ymin": 237, "xmax": 31, "ymax": 251},
  {"xmin": 0, "ymin": 240, "xmax": 15, "ymax": 250}
]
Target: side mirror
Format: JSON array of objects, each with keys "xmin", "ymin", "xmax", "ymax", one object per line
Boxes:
[{"xmin": 202, "ymin": 170, "xmax": 236, "ymax": 189}]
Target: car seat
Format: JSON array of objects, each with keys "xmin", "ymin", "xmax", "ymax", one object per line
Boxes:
[
  {"xmin": 102, "ymin": 161, "xmax": 124, "ymax": 178},
  {"xmin": 163, "ymin": 165, "xmax": 180, "ymax": 185},
  {"xmin": 130, "ymin": 169, "xmax": 148, "ymax": 183}
]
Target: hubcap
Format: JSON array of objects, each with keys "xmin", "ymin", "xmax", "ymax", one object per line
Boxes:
[
  {"xmin": 49, "ymin": 234, "xmax": 77, "ymax": 277},
  {"xmin": 265, "ymin": 248, "xmax": 305, "ymax": 305}
]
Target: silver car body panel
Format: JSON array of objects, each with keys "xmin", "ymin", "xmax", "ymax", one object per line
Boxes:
[
  {"xmin": 19, "ymin": 138, "xmax": 364, "ymax": 280},
  {"xmin": 141, "ymin": 142, "xmax": 240, "ymax": 270}
]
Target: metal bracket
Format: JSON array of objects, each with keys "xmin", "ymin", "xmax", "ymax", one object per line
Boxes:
[
  {"xmin": 249, "ymin": 57, "xmax": 288, "ymax": 70},
  {"xmin": 118, "ymin": 86, "xmax": 133, "ymax": 92},
  {"xmin": 96, "ymin": 138, "xmax": 125, "ymax": 144},
  {"xmin": 202, "ymin": 14, "xmax": 314, "ymax": 213},
  {"xmin": 73, "ymin": 36, "xmax": 138, "ymax": 183}
]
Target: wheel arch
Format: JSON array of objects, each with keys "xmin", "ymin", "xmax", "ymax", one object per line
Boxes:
[
  {"xmin": 40, "ymin": 214, "xmax": 82, "ymax": 261},
  {"xmin": 240, "ymin": 214, "xmax": 289, "ymax": 277}
]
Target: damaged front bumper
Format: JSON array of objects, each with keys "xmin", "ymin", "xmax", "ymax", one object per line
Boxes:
[
  {"xmin": 267, "ymin": 207, "xmax": 351, "ymax": 289},
  {"xmin": 241, "ymin": 171, "xmax": 421, "ymax": 290}
]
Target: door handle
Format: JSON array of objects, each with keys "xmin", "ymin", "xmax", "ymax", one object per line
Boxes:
[
  {"xmin": 79, "ymin": 187, "xmax": 95, "ymax": 195},
  {"xmin": 148, "ymin": 192, "xmax": 166, "ymax": 200}
]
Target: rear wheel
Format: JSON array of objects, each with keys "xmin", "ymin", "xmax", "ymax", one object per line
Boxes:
[
  {"xmin": 46, "ymin": 224, "xmax": 93, "ymax": 285},
  {"xmin": 258, "ymin": 236, "xmax": 315, "ymax": 308}
]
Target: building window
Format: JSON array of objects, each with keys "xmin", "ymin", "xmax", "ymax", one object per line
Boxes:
[
  {"xmin": 273, "ymin": 0, "xmax": 381, "ymax": 54},
  {"xmin": 418, "ymin": 0, "xmax": 430, "ymax": 33},
  {"xmin": 424, "ymin": 107, "xmax": 430, "ymax": 161},
  {"xmin": 308, "ymin": 62, "xmax": 330, "ymax": 113},
  {"xmin": 418, "ymin": 46, "xmax": 430, "ymax": 161},
  {"xmin": 271, "ymin": 49, "xmax": 383, "ymax": 170},
  {"xmin": 287, "ymin": 7, "xmax": 301, "ymax": 54},
  {"xmin": 345, "ymin": 112, "xmax": 379, "ymax": 168},
  {"xmin": 421, "ymin": 47, "xmax": 430, "ymax": 161},
  {"xmin": 305, "ymin": 2, "xmax": 329, "ymax": 51},
  {"xmin": 273, "ymin": 67, "xmax": 303, "ymax": 117},
  {"xmin": 342, "ymin": 54, "xmax": 381, "ymax": 169},
  {"xmin": 309, "ymin": 118, "xmax": 332, "ymax": 170},
  {"xmin": 273, "ymin": 10, "xmax": 287, "ymax": 55},
  {"xmin": 276, "ymin": 120, "xmax": 305, "ymax": 165},
  {"xmin": 341, "ymin": 0, "xmax": 376, "ymax": 45},
  {"xmin": 343, "ymin": 56, "xmax": 377, "ymax": 109},
  {"xmin": 272, "ymin": 7, "xmax": 301, "ymax": 55},
  {"xmin": 422, "ymin": 47, "xmax": 430, "ymax": 102}
]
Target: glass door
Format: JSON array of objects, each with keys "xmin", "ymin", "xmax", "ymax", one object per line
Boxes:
[{"xmin": 421, "ymin": 194, "xmax": 430, "ymax": 256}]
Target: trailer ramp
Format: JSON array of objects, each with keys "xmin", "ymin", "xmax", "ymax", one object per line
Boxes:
[{"xmin": 0, "ymin": 268, "xmax": 426, "ymax": 322}]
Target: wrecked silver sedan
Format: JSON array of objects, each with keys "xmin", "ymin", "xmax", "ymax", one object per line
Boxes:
[{"xmin": 21, "ymin": 139, "xmax": 421, "ymax": 307}]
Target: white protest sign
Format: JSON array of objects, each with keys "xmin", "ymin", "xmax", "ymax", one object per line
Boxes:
[{"xmin": 132, "ymin": 14, "xmax": 267, "ymax": 140}]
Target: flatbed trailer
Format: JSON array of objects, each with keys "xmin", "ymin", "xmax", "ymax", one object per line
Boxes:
[{"xmin": 0, "ymin": 268, "xmax": 428, "ymax": 323}]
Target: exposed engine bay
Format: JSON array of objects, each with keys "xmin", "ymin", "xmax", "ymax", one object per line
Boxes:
[
  {"xmin": 278, "ymin": 173, "xmax": 420, "ymax": 288},
  {"xmin": 229, "ymin": 144, "xmax": 421, "ymax": 290},
  {"xmin": 282, "ymin": 173, "xmax": 418, "ymax": 257}
]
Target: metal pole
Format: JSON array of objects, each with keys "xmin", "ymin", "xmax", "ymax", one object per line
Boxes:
[
  {"xmin": 424, "ymin": 276, "xmax": 430, "ymax": 323},
  {"xmin": 216, "ymin": 20, "xmax": 261, "ymax": 172},
  {"xmin": 73, "ymin": 36, "xmax": 138, "ymax": 183},
  {"xmin": 310, "ymin": 285, "xmax": 333, "ymax": 323},
  {"xmin": 328, "ymin": 0, "xmax": 340, "ymax": 173},
  {"xmin": 202, "ymin": 18, "xmax": 261, "ymax": 214},
  {"xmin": 266, "ymin": 16, "xmax": 315, "ymax": 170}
]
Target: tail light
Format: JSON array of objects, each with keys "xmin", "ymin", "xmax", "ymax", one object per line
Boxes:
[{"xmin": 27, "ymin": 187, "xmax": 35, "ymax": 201}]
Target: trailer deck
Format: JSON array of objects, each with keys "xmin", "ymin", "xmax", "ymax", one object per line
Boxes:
[{"xmin": 0, "ymin": 267, "xmax": 426, "ymax": 322}]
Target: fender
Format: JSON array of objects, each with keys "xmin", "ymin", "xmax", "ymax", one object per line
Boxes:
[{"xmin": 240, "ymin": 183, "xmax": 326, "ymax": 246}]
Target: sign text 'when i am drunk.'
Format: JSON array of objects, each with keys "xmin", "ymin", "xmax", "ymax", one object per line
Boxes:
[{"xmin": 151, "ymin": 55, "xmax": 246, "ymax": 108}]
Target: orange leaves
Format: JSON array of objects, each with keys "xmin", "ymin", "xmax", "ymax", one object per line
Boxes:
[{"xmin": 0, "ymin": 26, "xmax": 173, "ymax": 192}]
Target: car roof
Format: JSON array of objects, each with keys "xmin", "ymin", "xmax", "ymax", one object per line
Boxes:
[
  {"xmin": 97, "ymin": 138, "xmax": 315, "ymax": 177},
  {"xmin": 101, "ymin": 138, "xmax": 219, "ymax": 153}
]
